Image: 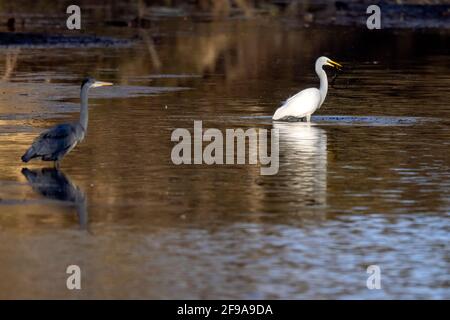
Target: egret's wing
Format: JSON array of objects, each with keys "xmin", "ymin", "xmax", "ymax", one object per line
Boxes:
[
  {"xmin": 284, "ymin": 91, "xmax": 303, "ymax": 104},
  {"xmin": 273, "ymin": 88, "xmax": 321, "ymax": 120},
  {"xmin": 31, "ymin": 124, "xmax": 78, "ymax": 157}
]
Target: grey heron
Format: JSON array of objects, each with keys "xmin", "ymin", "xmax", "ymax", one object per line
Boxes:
[
  {"xmin": 272, "ymin": 56, "xmax": 342, "ymax": 122},
  {"xmin": 21, "ymin": 77, "xmax": 113, "ymax": 168}
]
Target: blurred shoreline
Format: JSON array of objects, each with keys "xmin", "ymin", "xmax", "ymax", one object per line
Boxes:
[{"xmin": 0, "ymin": 0, "xmax": 449, "ymax": 39}]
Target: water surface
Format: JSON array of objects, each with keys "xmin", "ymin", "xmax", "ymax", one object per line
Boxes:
[{"xmin": 0, "ymin": 19, "xmax": 449, "ymax": 299}]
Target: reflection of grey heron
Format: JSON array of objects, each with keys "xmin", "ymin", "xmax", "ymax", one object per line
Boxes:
[
  {"xmin": 273, "ymin": 56, "xmax": 342, "ymax": 122},
  {"xmin": 21, "ymin": 168, "xmax": 87, "ymax": 228},
  {"xmin": 21, "ymin": 78, "xmax": 113, "ymax": 168}
]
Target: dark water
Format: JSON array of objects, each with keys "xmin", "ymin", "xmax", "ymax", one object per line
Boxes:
[{"xmin": 0, "ymin": 19, "xmax": 449, "ymax": 299}]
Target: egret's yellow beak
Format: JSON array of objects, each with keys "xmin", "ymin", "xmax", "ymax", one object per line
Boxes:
[
  {"xmin": 326, "ymin": 59, "xmax": 343, "ymax": 70},
  {"xmin": 92, "ymin": 81, "xmax": 113, "ymax": 88}
]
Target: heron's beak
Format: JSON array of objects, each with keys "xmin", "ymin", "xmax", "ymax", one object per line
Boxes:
[
  {"xmin": 92, "ymin": 81, "xmax": 113, "ymax": 88},
  {"xmin": 326, "ymin": 59, "xmax": 343, "ymax": 70}
]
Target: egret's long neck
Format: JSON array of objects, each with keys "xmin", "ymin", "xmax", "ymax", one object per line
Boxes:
[
  {"xmin": 79, "ymin": 85, "xmax": 89, "ymax": 133},
  {"xmin": 316, "ymin": 65, "xmax": 328, "ymax": 106}
]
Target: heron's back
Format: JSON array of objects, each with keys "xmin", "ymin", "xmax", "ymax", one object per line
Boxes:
[{"xmin": 21, "ymin": 123, "xmax": 82, "ymax": 162}]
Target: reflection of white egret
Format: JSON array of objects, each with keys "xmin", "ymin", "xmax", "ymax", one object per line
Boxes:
[
  {"xmin": 273, "ymin": 56, "xmax": 342, "ymax": 122},
  {"xmin": 274, "ymin": 122, "xmax": 327, "ymax": 207}
]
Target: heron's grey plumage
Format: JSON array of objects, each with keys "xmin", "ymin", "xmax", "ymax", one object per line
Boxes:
[
  {"xmin": 21, "ymin": 123, "xmax": 84, "ymax": 162},
  {"xmin": 21, "ymin": 77, "xmax": 112, "ymax": 167}
]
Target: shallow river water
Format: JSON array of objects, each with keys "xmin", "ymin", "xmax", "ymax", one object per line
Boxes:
[{"xmin": 0, "ymin": 19, "xmax": 449, "ymax": 299}]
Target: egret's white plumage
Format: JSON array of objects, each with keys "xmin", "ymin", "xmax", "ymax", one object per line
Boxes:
[{"xmin": 272, "ymin": 56, "xmax": 342, "ymax": 122}]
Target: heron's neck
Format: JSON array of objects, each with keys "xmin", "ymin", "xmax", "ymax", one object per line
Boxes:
[
  {"xmin": 316, "ymin": 66, "xmax": 328, "ymax": 106},
  {"xmin": 79, "ymin": 86, "xmax": 89, "ymax": 133}
]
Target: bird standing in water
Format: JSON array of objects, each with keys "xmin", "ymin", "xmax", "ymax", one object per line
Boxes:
[
  {"xmin": 21, "ymin": 77, "xmax": 113, "ymax": 168},
  {"xmin": 272, "ymin": 56, "xmax": 342, "ymax": 122}
]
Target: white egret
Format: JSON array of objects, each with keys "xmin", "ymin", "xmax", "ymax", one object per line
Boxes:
[{"xmin": 272, "ymin": 56, "xmax": 342, "ymax": 122}]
